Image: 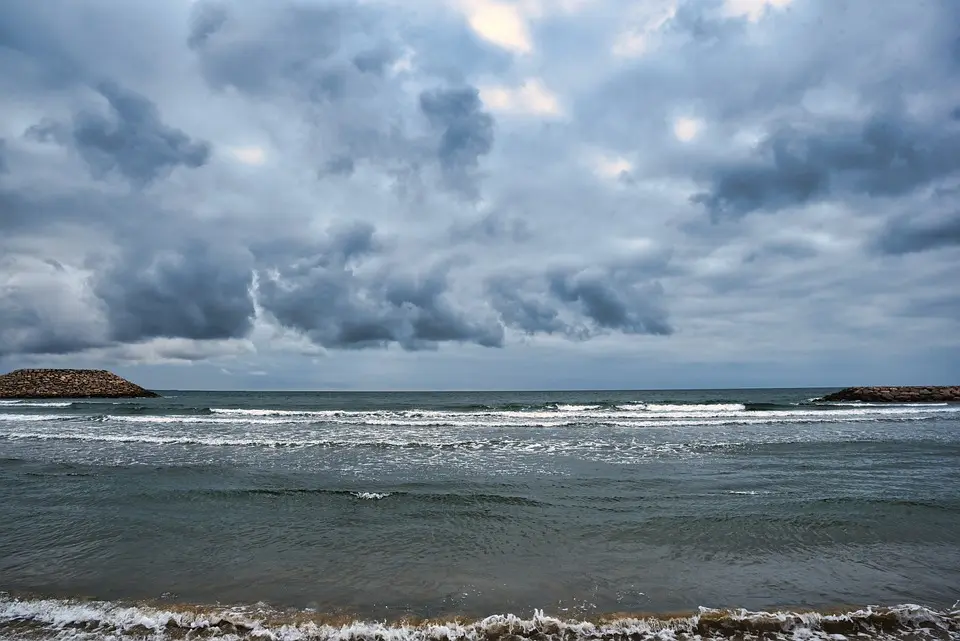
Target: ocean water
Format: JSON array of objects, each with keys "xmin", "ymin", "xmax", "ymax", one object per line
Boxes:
[{"xmin": 1, "ymin": 388, "xmax": 959, "ymax": 641}]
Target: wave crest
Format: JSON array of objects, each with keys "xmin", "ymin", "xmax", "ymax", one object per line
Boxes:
[{"xmin": 0, "ymin": 597, "xmax": 957, "ymax": 641}]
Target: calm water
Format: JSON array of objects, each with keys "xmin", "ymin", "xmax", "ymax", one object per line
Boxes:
[{"xmin": 1, "ymin": 389, "xmax": 959, "ymax": 640}]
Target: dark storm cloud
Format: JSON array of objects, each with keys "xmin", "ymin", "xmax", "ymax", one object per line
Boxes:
[
  {"xmin": 550, "ymin": 271, "xmax": 672, "ymax": 335},
  {"xmin": 420, "ymin": 87, "xmax": 494, "ymax": 168},
  {"xmin": 693, "ymin": 110, "xmax": 960, "ymax": 219},
  {"xmin": 693, "ymin": 110, "xmax": 960, "ymax": 218},
  {"xmin": 26, "ymin": 82, "xmax": 210, "ymax": 185},
  {"xmin": 419, "ymin": 86, "xmax": 494, "ymax": 195},
  {"xmin": 382, "ymin": 271, "xmax": 504, "ymax": 348},
  {"xmin": 256, "ymin": 222, "xmax": 504, "ymax": 350},
  {"xmin": 875, "ymin": 213, "xmax": 960, "ymax": 255},
  {"xmin": 0, "ymin": 139, "xmax": 7, "ymax": 174},
  {"xmin": 77, "ymin": 82, "xmax": 210, "ymax": 183},
  {"xmin": 487, "ymin": 279, "xmax": 569, "ymax": 337},
  {"xmin": 488, "ymin": 264, "xmax": 673, "ymax": 339},
  {"xmin": 256, "ymin": 221, "xmax": 673, "ymax": 350},
  {"xmin": 94, "ymin": 242, "xmax": 255, "ymax": 342},
  {"xmin": 0, "ymin": 314, "xmax": 97, "ymax": 358}
]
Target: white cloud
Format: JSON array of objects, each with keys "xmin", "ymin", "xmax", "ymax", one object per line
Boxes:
[
  {"xmin": 227, "ymin": 146, "xmax": 267, "ymax": 166},
  {"xmin": 456, "ymin": 0, "xmax": 596, "ymax": 53},
  {"xmin": 480, "ymin": 79, "xmax": 562, "ymax": 116},
  {"xmin": 723, "ymin": 0, "xmax": 793, "ymax": 22},
  {"xmin": 459, "ymin": 0, "xmax": 533, "ymax": 53},
  {"xmin": 672, "ymin": 117, "xmax": 703, "ymax": 142},
  {"xmin": 98, "ymin": 338, "xmax": 256, "ymax": 365},
  {"xmin": 589, "ymin": 151, "xmax": 633, "ymax": 180}
]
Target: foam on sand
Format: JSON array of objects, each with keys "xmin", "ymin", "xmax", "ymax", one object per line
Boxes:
[{"xmin": 0, "ymin": 596, "xmax": 957, "ymax": 641}]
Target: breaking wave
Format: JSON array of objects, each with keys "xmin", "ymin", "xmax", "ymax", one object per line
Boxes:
[
  {"xmin": 351, "ymin": 491, "xmax": 391, "ymax": 500},
  {"xmin": 0, "ymin": 596, "xmax": 957, "ymax": 641},
  {"xmin": 2, "ymin": 402, "xmax": 956, "ymax": 430},
  {"xmin": 0, "ymin": 432, "xmax": 745, "ymax": 455},
  {"xmin": 0, "ymin": 400, "xmax": 73, "ymax": 408}
]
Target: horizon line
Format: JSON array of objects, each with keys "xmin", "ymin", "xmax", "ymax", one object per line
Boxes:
[{"xmin": 146, "ymin": 385, "xmax": 855, "ymax": 394}]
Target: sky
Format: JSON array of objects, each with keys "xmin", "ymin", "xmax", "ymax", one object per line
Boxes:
[{"xmin": 1, "ymin": 0, "xmax": 958, "ymax": 391}]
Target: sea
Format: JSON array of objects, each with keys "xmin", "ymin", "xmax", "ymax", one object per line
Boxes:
[{"xmin": 1, "ymin": 388, "xmax": 959, "ymax": 641}]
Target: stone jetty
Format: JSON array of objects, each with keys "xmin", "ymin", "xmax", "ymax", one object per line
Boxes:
[
  {"xmin": 0, "ymin": 369, "xmax": 160, "ymax": 399},
  {"xmin": 820, "ymin": 386, "xmax": 960, "ymax": 403}
]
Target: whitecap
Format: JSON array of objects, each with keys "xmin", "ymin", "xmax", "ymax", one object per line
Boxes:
[{"xmin": 351, "ymin": 492, "xmax": 392, "ymax": 500}]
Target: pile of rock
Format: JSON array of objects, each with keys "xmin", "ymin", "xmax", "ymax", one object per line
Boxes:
[
  {"xmin": 0, "ymin": 369, "xmax": 160, "ymax": 399},
  {"xmin": 821, "ymin": 386, "xmax": 960, "ymax": 403}
]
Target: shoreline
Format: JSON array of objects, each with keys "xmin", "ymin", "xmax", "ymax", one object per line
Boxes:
[{"xmin": 1, "ymin": 592, "xmax": 957, "ymax": 636}]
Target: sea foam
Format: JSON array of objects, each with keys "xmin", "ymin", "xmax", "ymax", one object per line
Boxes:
[{"xmin": 0, "ymin": 596, "xmax": 956, "ymax": 641}]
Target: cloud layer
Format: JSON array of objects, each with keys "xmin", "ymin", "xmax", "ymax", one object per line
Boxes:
[{"xmin": 1, "ymin": 0, "xmax": 958, "ymax": 388}]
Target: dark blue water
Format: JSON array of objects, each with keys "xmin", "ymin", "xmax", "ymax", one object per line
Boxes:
[{"xmin": 1, "ymin": 389, "xmax": 959, "ymax": 640}]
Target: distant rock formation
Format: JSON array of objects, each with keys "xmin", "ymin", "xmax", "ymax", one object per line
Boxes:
[
  {"xmin": 820, "ymin": 386, "xmax": 960, "ymax": 403},
  {"xmin": 0, "ymin": 369, "xmax": 160, "ymax": 399}
]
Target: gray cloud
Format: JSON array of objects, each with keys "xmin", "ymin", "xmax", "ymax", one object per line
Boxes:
[
  {"xmin": 0, "ymin": 2, "xmax": 84, "ymax": 91},
  {"xmin": 0, "ymin": 308, "xmax": 98, "ymax": 358},
  {"xmin": 188, "ymin": 1, "xmax": 374, "ymax": 98},
  {"xmin": 419, "ymin": 86, "xmax": 494, "ymax": 195},
  {"xmin": 352, "ymin": 46, "xmax": 396, "ymax": 76},
  {"xmin": 255, "ymin": 222, "xmax": 504, "ymax": 351},
  {"xmin": 875, "ymin": 213, "xmax": 960, "ymax": 255},
  {"xmin": 186, "ymin": 1, "xmax": 227, "ymax": 51},
  {"xmin": 322, "ymin": 155, "xmax": 356, "ymax": 177},
  {"xmin": 0, "ymin": 295, "xmax": 100, "ymax": 358},
  {"xmin": 186, "ymin": 0, "xmax": 496, "ymax": 196},
  {"xmin": 550, "ymin": 270, "xmax": 672, "ymax": 335},
  {"xmin": 693, "ymin": 110, "xmax": 960, "ymax": 219},
  {"xmin": 744, "ymin": 240, "xmax": 819, "ymax": 263},
  {"xmin": 94, "ymin": 242, "xmax": 255, "ymax": 343},
  {"xmin": 405, "ymin": 16, "xmax": 513, "ymax": 82},
  {"xmin": 488, "ymin": 280, "xmax": 568, "ymax": 337},
  {"xmin": 489, "ymin": 262, "xmax": 672, "ymax": 340},
  {"xmin": 448, "ymin": 211, "xmax": 531, "ymax": 244},
  {"xmin": 27, "ymin": 81, "xmax": 210, "ymax": 185},
  {"xmin": 0, "ymin": 256, "xmax": 105, "ymax": 358}
]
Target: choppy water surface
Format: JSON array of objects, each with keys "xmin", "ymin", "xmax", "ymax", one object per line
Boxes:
[{"xmin": 1, "ymin": 389, "xmax": 959, "ymax": 640}]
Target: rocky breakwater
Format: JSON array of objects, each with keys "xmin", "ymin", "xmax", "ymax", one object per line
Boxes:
[
  {"xmin": 0, "ymin": 369, "xmax": 160, "ymax": 399},
  {"xmin": 821, "ymin": 386, "xmax": 960, "ymax": 403}
]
